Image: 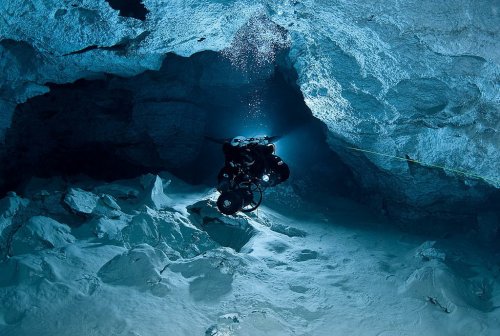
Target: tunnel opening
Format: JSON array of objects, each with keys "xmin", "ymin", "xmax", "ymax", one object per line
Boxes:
[
  {"xmin": 0, "ymin": 50, "xmax": 360, "ymax": 204},
  {"xmin": 104, "ymin": 0, "xmax": 149, "ymax": 21}
]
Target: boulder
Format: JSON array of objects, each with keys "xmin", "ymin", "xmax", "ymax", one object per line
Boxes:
[
  {"xmin": 11, "ymin": 216, "xmax": 75, "ymax": 255},
  {"xmin": 140, "ymin": 175, "xmax": 171, "ymax": 210},
  {"xmin": 63, "ymin": 188, "xmax": 99, "ymax": 216},
  {"xmin": 97, "ymin": 244, "xmax": 167, "ymax": 288}
]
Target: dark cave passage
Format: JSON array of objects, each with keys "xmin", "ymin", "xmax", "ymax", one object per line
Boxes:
[
  {"xmin": 104, "ymin": 0, "xmax": 149, "ymax": 21},
  {"xmin": 0, "ymin": 51, "xmax": 359, "ymax": 201}
]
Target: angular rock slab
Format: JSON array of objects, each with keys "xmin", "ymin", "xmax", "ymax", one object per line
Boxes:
[
  {"xmin": 97, "ymin": 244, "xmax": 167, "ymax": 289},
  {"xmin": 63, "ymin": 188, "xmax": 99, "ymax": 216},
  {"xmin": 11, "ymin": 216, "xmax": 75, "ymax": 255},
  {"xmin": 139, "ymin": 175, "xmax": 171, "ymax": 210}
]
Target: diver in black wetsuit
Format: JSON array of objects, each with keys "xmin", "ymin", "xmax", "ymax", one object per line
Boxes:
[{"xmin": 217, "ymin": 136, "xmax": 290, "ymax": 193}]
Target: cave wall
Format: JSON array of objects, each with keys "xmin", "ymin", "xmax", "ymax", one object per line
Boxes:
[{"xmin": 271, "ymin": 0, "xmax": 500, "ymax": 227}]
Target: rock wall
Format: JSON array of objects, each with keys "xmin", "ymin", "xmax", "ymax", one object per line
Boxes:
[{"xmin": 268, "ymin": 0, "xmax": 499, "ymax": 225}]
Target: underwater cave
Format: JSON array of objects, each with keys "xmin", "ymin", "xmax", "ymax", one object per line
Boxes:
[
  {"xmin": 0, "ymin": 1, "xmax": 499, "ymax": 335},
  {"xmin": 1, "ymin": 50, "xmax": 358, "ymax": 202}
]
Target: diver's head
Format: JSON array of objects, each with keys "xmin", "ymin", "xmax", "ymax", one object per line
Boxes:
[{"xmin": 230, "ymin": 136, "xmax": 246, "ymax": 147}]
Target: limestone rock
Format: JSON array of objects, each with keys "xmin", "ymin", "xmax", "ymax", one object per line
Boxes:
[
  {"xmin": 140, "ymin": 175, "xmax": 171, "ymax": 210},
  {"xmin": 11, "ymin": 216, "xmax": 75, "ymax": 255},
  {"xmin": 97, "ymin": 244, "xmax": 167, "ymax": 288},
  {"xmin": 89, "ymin": 217, "xmax": 126, "ymax": 241},
  {"xmin": 414, "ymin": 241, "xmax": 446, "ymax": 262},
  {"xmin": 122, "ymin": 211, "xmax": 160, "ymax": 247},
  {"xmin": 0, "ymin": 193, "xmax": 29, "ymax": 249},
  {"xmin": 99, "ymin": 194, "xmax": 121, "ymax": 211},
  {"xmin": 92, "ymin": 194, "xmax": 124, "ymax": 219},
  {"xmin": 0, "ymin": 193, "xmax": 28, "ymax": 219},
  {"xmin": 63, "ymin": 188, "xmax": 99, "ymax": 216}
]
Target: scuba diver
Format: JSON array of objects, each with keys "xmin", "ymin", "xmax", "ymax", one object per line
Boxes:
[{"xmin": 215, "ymin": 135, "xmax": 289, "ymax": 215}]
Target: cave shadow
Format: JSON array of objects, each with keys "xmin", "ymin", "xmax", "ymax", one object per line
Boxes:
[
  {"xmin": 104, "ymin": 0, "xmax": 149, "ymax": 21},
  {"xmin": 0, "ymin": 51, "xmax": 359, "ymax": 205}
]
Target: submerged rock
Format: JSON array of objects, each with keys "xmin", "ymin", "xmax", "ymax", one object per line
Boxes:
[
  {"xmin": 63, "ymin": 188, "xmax": 99, "ymax": 216},
  {"xmin": 88, "ymin": 217, "xmax": 126, "ymax": 241},
  {"xmin": 0, "ymin": 193, "xmax": 28, "ymax": 219},
  {"xmin": 99, "ymin": 194, "xmax": 121, "ymax": 211},
  {"xmin": 122, "ymin": 211, "xmax": 160, "ymax": 247},
  {"xmin": 399, "ymin": 261, "xmax": 497, "ymax": 314},
  {"xmin": 10, "ymin": 216, "xmax": 75, "ymax": 255},
  {"xmin": 0, "ymin": 193, "xmax": 30, "ymax": 258},
  {"xmin": 0, "ymin": 193, "xmax": 29, "ymax": 237},
  {"xmin": 97, "ymin": 244, "xmax": 167, "ymax": 288},
  {"xmin": 187, "ymin": 199, "xmax": 258, "ymax": 252},
  {"xmin": 140, "ymin": 175, "xmax": 171, "ymax": 210},
  {"xmin": 414, "ymin": 241, "xmax": 446, "ymax": 262}
]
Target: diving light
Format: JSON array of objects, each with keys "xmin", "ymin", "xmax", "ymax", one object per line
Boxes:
[{"xmin": 262, "ymin": 174, "xmax": 270, "ymax": 182}]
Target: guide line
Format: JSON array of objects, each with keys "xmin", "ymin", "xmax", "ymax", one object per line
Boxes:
[{"xmin": 344, "ymin": 146, "xmax": 500, "ymax": 185}]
